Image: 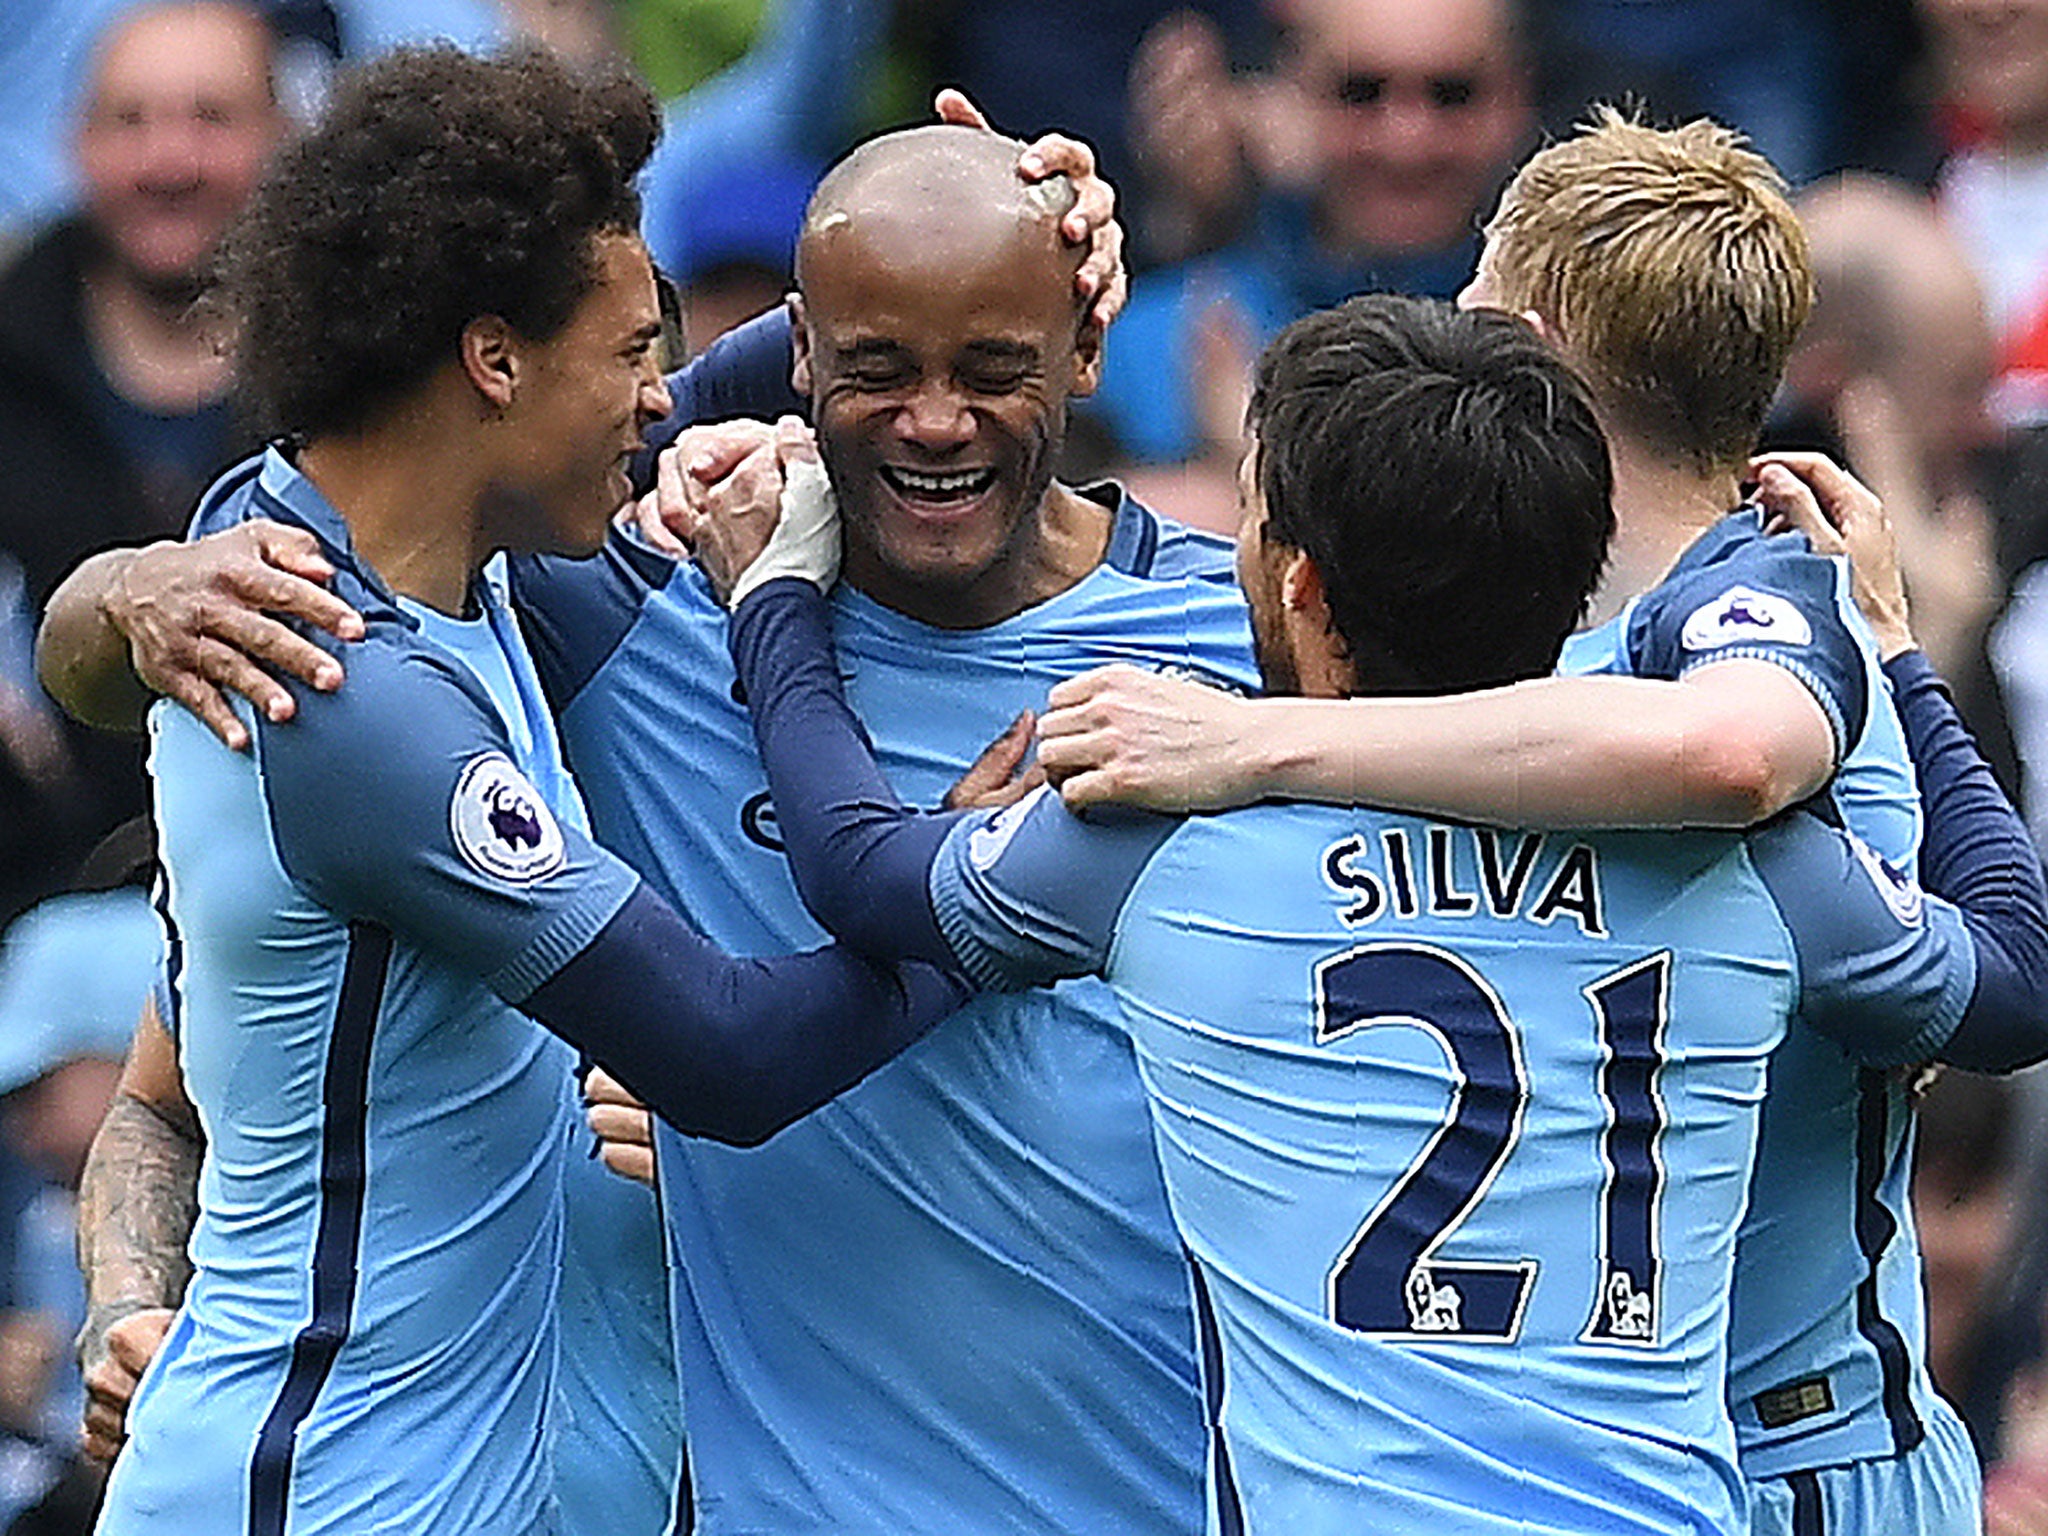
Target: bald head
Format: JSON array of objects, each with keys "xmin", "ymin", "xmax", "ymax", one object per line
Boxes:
[
  {"xmin": 783, "ymin": 124, "xmax": 1104, "ymax": 627},
  {"xmin": 796, "ymin": 125, "xmax": 1078, "ymax": 292}
]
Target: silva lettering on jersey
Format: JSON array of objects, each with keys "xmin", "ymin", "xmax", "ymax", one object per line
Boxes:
[
  {"xmin": 1322, "ymin": 827, "xmax": 1605, "ymax": 936},
  {"xmin": 451, "ymin": 753, "xmax": 566, "ymax": 884},
  {"xmin": 1679, "ymin": 585, "xmax": 1813, "ymax": 653}
]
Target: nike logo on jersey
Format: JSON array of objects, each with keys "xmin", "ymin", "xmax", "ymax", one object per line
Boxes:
[{"xmin": 967, "ymin": 788, "xmax": 1051, "ymax": 871}]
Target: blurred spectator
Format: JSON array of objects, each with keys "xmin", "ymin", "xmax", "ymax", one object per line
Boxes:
[
  {"xmin": 0, "ymin": 0, "xmax": 502, "ymax": 234},
  {"xmin": 1994, "ymin": 562, "xmax": 2048, "ymax": 850},
  {"xmin": 1088, "ymin": 0, "xmax": 1533, "ymax": 482},
  {"xmin": 1767, "ymin": 175, "xmax": 2014, "ymax": 772},
  {"xmin": 0, "ymin": 0, "xmax": 282, "ymax": 613},
  {"xmin": 636, "ymin": 0, "xmax": 885, "ymax": 287},
  {"xmin": 652, "ymin": 154, "xmax": 813, "ymax": 357},
  {"xmin": 0, "ymin": 829, "xmax": 158, "ymax": 1532},
  {"xmin": 1924, "ymin": 0, "xmax": 2048, "ymax": 430},
  {"xmin": 0, "ymin": 0, "xmax": 282, "ymax": 925},
  {"xmin": 904, "ymin": 0, "xmax": 1267, "ymax": 206},
  {"xmin": 1527, "ymin": 0, "xmax": 1846, "ymax": 184}
]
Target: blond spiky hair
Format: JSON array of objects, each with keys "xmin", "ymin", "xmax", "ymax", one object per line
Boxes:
[{"xmin": 1480, "ymin": 107, "xmax": 1814, "ymax": 475}]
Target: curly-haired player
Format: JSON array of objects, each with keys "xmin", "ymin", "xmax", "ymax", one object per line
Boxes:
[{"xmin": 92, "ymin": 48, "xmax": 977, "ymax": 1536}]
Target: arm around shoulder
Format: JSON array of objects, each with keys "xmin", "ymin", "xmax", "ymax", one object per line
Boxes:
[
  {"xmin": 1045, "ymin": 658, "xmax": 1832, "ymax": 828},
  {"xmin": 36, "ymin": 547, "xmax": 154, "ymax": 734}
]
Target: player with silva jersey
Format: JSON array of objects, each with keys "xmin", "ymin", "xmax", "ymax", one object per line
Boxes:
[
  {"xmin": 1022, "ymin": 115, "xmax": 2037, "ymax": 1534},
  {"xmin": 83, "ymin": 51, "xmax": 982, "ymax": 1536},
  {"xmin": 684, "ymin": 294, "xmax": 2047, "ymax": 1533}
]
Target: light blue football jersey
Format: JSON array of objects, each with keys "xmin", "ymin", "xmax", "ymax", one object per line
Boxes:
[
  {"xmin": 1560, "ymin": 511, "xmax": 1948, "ymax": 1480},
  {"xmin": 920, "ymin": 784, "xmax": 1975, "ymax": 1535},
  {"xmin": 402, "ymin": 565, "xmax": 682, "ymax": 1536},
  {"xmin": 102, "ymin": 452, "xmax": 642, "ymax": 1536},
  {"xmin": 516, "ymin": 490, "xmax": 1253, "ymax": 1534}
]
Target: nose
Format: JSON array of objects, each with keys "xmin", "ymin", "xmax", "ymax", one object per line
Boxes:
[
  {"xmin": 133, "ymin": 110, "xmax": 210, "ymax": 192},
  {"xmin": 638, "ymin": 365, "xmax": 673, "ymax": 429},
  {"xmin": 894, "ymin": 378, "xmax": 975, "ymax": 452},
  {"xmin": 1373, "ymin": 99, "xmax": 1443, "ymax": 169}
]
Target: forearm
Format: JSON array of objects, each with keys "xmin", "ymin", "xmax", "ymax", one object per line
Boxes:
[
  {"xmin": 522, "ymin": 885, "xmax": 970, "ymax": 1146},
  {"xmin": 35, "ymin": 546, "xmax": 152, "ymax": 732},
  {"xmin": 727, "ymin": 579, "xmax": 965, "ymax": 964},
  {"xmin": 1887, "ymin": 650, "xmax": 2048, "ymax": 1070},
  {"xmin": 1247, "ymin": 675, "xmax": 1810, "ymax": 829},
  {"xmin": 76, "ymin": 1094, "xmax": 200, "ymax": 1333}
]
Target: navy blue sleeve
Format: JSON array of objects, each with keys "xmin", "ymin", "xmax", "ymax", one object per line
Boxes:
[
  {"xmin": 1627, "ymin": 530, "xmax": 1869, "ymax": 759},
  {"xmin": 928, "ymin": 790, "xmax": 1179, "ymax": 991},
  {"xmin": 259, "ymin": 620, "xmax": 968, "ymax": 1144},
  {"xmin": 1888, "ymin": 649, "xmax": 2048, "ymax": 1071},
  {"xmin": 726, "ymin": 578, "xmax": 965, "ymax": 968},
  {"xmin": 728, "ymin": 579, "xmax": 1180, "ymax": 987},
  {"xmin": 635, "ymin": 307, "xmax": 804, "ymax": 485},
  {"xmin": 523, "ymin": 885, "xmax": 968, "ymax": 1145}
]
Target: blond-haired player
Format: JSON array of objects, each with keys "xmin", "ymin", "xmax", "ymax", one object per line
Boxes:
[{"xmin": 1036, "ymin": 111, "xmax": 1985, "ymax": 1536}]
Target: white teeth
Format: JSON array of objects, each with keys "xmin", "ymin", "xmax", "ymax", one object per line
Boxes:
[{"xmin": 884, "ymin": 466, "xmax": 995, "ymax": 498}]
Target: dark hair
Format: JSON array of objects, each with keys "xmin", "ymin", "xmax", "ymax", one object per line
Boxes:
[
  {"xmin": 1247, "ymin": 295, "xmax": 1614, "ymax": 695},
  {"xmin": 213, "ymin": 45, "xmax": 659, "ymax": 439}
]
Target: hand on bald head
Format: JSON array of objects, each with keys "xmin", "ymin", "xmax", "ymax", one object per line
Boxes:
[{"xmin": 795, "ymin": 125, "xmax": 1083, "ymax": 309}]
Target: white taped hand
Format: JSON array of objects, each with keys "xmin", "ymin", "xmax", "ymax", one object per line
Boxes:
[{"xmin": 727, "ymin": 452, "xmax": 841, "ymax": 609}]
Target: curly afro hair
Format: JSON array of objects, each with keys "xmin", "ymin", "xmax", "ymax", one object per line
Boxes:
[{"xmin": 213, "ymin": 46, "xmax": 659, "ymax": 441}]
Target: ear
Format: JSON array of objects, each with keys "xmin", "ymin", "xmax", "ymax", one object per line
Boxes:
[
  {"xmin": 786, "ymin": 293, "xmax": 812, "ymax": 397},
  {"xmin": 1280, "ymin": 548, "xmax": 1328, "ymax": 623},
  {"xmin": 461, "ymin": 315, "xmax": 520, "ymax": 412},
  {"xmin": 1518, "ymin": 307, "xmax": 1558, "ymax": 347},
  {"xmin": 1070, "ymin": 311, "xmax": 1105, "ymax": 399}
]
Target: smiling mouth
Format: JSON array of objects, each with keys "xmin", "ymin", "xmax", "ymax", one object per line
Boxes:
[{"xmin": 878, "ymin": 464, "xmax": 999, "ymax": 504}]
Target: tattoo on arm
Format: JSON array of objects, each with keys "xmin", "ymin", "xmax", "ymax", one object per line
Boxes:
[{"xmin": 75, "ymin": 1093, "xmax": 201, "ymax": 1366}]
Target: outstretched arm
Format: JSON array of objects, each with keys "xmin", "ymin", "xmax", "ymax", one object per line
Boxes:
[
  {"xmin": 1034, "ymin": 657, "xmax": 1833, "ymax": 827},
  {"xmin": 36, "ymin": 523, "xmax": 364, "ymax": 750},
  {"xmin": 523, "ymin": 886, "xmax": 968, "ymax": 1145},
  {"xmin": 248, "ymin": 632, "xmax": 970, "ymax": 1148}
]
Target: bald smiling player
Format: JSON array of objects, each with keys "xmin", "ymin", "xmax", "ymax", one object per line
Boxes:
[{"xmin": 47, "ymin": 124, "xmax": 1245, "ymax": 1534}]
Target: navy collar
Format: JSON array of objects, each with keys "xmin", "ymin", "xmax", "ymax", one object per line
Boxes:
[{"xmin": 251, "ymin": 445, "xmax": 409, "ymax": 622}]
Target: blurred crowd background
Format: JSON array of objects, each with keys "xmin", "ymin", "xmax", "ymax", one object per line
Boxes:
[{"xmin": 4, "ymin": 0, "xmax": 2048, "ymax": 1530}]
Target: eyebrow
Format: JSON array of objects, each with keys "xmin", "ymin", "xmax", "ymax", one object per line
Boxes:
[
  {"xmin": 834, "ymin": 338, "xmax": 910, "ymax": 361},
  {"xmin": 960, "ymin": 339, "xmax": 1041, "ymax": 365}
]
